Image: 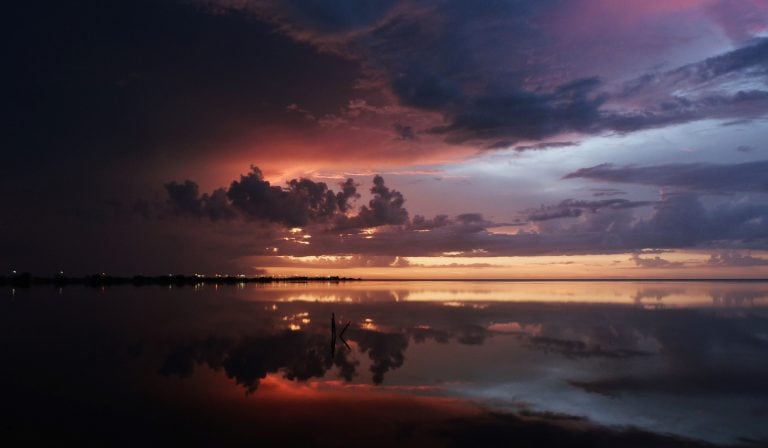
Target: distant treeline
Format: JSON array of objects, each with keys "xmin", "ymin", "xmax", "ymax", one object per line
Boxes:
[{"xmin": 0, "ymin": 273, "xmax": 360, "ymax": 288}]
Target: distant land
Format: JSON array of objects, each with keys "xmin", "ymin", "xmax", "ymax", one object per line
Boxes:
[
  {"xmin": 2, "ymin": 273, "xmax": 767, "ymax": 288},
  {"xmin": 0, "ymin": 273, "xmax": 360, "ymax": 288}
]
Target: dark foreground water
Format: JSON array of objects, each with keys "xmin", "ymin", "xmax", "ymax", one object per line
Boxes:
[{"xmin": 2, "ymin": 281, "xmax": 767, "ymax": 447}]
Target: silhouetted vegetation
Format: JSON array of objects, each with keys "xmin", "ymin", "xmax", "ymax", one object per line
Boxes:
[{"xmin": 0, "ymin": 272, "xmax": 360, "ymax": 288}]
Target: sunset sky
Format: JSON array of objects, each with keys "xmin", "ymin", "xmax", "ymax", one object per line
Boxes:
[{"xmin": 5, "ymin": 0, "xmax": 768, "ymax": 278}]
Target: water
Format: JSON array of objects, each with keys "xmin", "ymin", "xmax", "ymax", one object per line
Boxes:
[{"xmin": 2, "ymin": 281, "xmax": 767, "ymax": 446}]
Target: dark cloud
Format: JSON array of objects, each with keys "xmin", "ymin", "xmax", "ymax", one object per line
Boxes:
[
  {"xmin": 4, "ymin": 0, "xmax": 360, "ymax": 175},
  {"xmin": 338, "ymin": 175, "xmax": 409, "ymax": 228},
  {"xmin": 516, "ymin": 192, "xmax": 768, "ymax": 255},
  {"xmin": 359, "ymin": 174, "xmax": 409, "ymax": 225},
  {"xmin": 707, "ymin": 252, "xmax": 768, "ymax": 267},
  {"xmin": 335, "ymin": 178, "xmax": 361, "ymax": 213},
  {"xmin": 630, "ymin": 253, "xmax": 684, "ymax": 268},
  {"xmin": 8, "ymin": 0, "xmax": 768, "ymax": 273},
  {"xmin": 393, "ymin": 122, "xmax": 416, "ymax": 140},
  {"xmin": 512, "ymin": 141, "xmax": 578, "ymax": 152},
  {"xmin": 248, "ymin": 4, "xmax": 768, "ymax": 146},
  {"xmin": 2, "ymin": 0, "xmax": 368, "ymax": 273},
  {"xmin": 529, "ymin": 207, "xmax": 583, "ymax": 222},
  {"xmin": 252, "ymin": 0, "xmax": 398, "ymax": 33},
  {"xmin": 564, "ymin": 161, "xmax": 768, "ymax": 193},
  {"xmin": 263, "ymin": 254, "xmax": 409, "ymax": 269},
  {"xmin": 590, "ymin": 188, "xmax": 627, "ymax": 197},
  {"xmin": 624, "ymin": 38, "xmax": 768, "ymax": 93},
  {"xmin": 227, "ymin": 167, "xmax": 357, "ymax": 227},
  {"xmin": 736, "ymin": 145, "xmax": 757, "ymax": 153},
  {"xmin": 622, "ymin": 194, "xmax": 711, "ymax": 248},
  {"xmin": 407, "ymin": 213, "xmax": 491, "ymax": 233},
  {"xmin": 164, "ymin": 166, "xmax": 360, "ymax": 227},
  {"xmin": 164, "ymin": 181, "xmax": 238, "ymax": 221},
  {"xmin": 526, "ymin": 199, "xmax": 653, "ymax": 222},
  {"xmin": 602, "ymin": 89, "xmax": 768, "ymax": 134},
  {"xmin": 428, "ymin": 78, "xmax": 608, "ymax": 144},
  {"xmin": 254, "ymin": 190, "xmax": 767, "ymax": 259},
  {"xmin": 409, "ymin": 214, "xmax": 452, "ymax": 230}
]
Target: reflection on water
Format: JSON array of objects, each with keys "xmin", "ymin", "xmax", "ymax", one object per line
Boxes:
[
  {"xmin": 224, "ymin": 280, "xmax": 768, "ymax": 307},
  {"xmin": 2, "ymin": 281, "xmax": 767, "ymax": 446}
]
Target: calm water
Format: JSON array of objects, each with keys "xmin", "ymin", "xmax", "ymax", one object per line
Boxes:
[{"xmin": 2, "ymin": 281, "xmax": 767, "ymax": 446}]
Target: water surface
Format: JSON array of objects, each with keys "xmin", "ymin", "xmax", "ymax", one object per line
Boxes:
[{"xmin": 2, "ymin": 281, "xmax": 767, "ymax": 446}]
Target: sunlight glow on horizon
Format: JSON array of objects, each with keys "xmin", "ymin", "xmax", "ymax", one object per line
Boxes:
[{"xmin": 252, "ymin": 250, "xmax": 768, "ymax": 279}]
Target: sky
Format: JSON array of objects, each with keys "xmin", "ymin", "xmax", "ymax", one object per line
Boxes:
[{"xmin": 4, "ymin": 0, "xmax": 768, "ymax": 278}]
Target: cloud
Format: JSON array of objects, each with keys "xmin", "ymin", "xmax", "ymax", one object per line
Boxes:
[
  {"xmin": 264, "ymin": 255, "xmax": 409, "ymax": 269},
  {"xmin": 337, "ymin": 174, "xmax": 409, "ymax": 228},
  {"xmin": 529, "ymin": 207, "xmax": 583, "ymax": 222},
  {"xmin": 165, "ymin": 166, "xmax": 360, "ymax": 227},
  {"xmin": 589, "ymin": 188, "xmax": 627, "ymax": 197},
  {"xmin": 168, "ymin": 170, "xmax": 405, "ymax": 232},
  {"xmin": 393, "ymin": 122, "xmax": 416, "ymax": 140},
  {"xmin": 512, "ymin": 141, "xmax": 579, "ymax": 152},
  {"xmin": 244, "ymin": 0, "xmax": 398, "ymax": 34},
  {"xmin": 156, "ymin": 167, "xmax": 768, "ymax": 263},
  {"xmin": 624, "ymin": 38, "xmax": 768, "ymax": 93},
  {"xmin": 227, "ymin": 166, "xmax": 359, "ymax": 227},
  {"xmin": 427, "ymin": 78, "xmax": 608, "ymax": 144},
  {"xmin": 526, "ymin": 199, "xmax": 653, "ymax": 222},
  {"xmin": 564, "ymin": 160, "xmax": 768, "ymax": 193},
  {"xmin": 164, "ymin": 181, "xmax": 238, "ymax": 221},
  {"xmin": 230, "ymin": 3, "xmax": 768, "ymax": 147},
  {"xmin": 630, "ymin": 253, "xmax": 684, "ymax": 268},
  {"xmin": 707, "ymin": 252, "xmax": 768, "ymax": 267}
]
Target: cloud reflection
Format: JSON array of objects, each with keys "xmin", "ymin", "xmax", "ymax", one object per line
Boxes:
[{"xmin": 4, "ymin": 281, "xmax": 768, "ymax": 444}]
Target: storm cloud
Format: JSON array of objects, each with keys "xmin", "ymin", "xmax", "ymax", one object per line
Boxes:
[
  {"xmin": 231, "ymin": 2, "xmax": 768, "ymax": 146},
  {"xmin": 165, "ymin": 166, "xmax": 360, "ymax": 227},
  {"xmin": 564, "ymin": 161, "xmax": 768, "ymax": 193}
]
